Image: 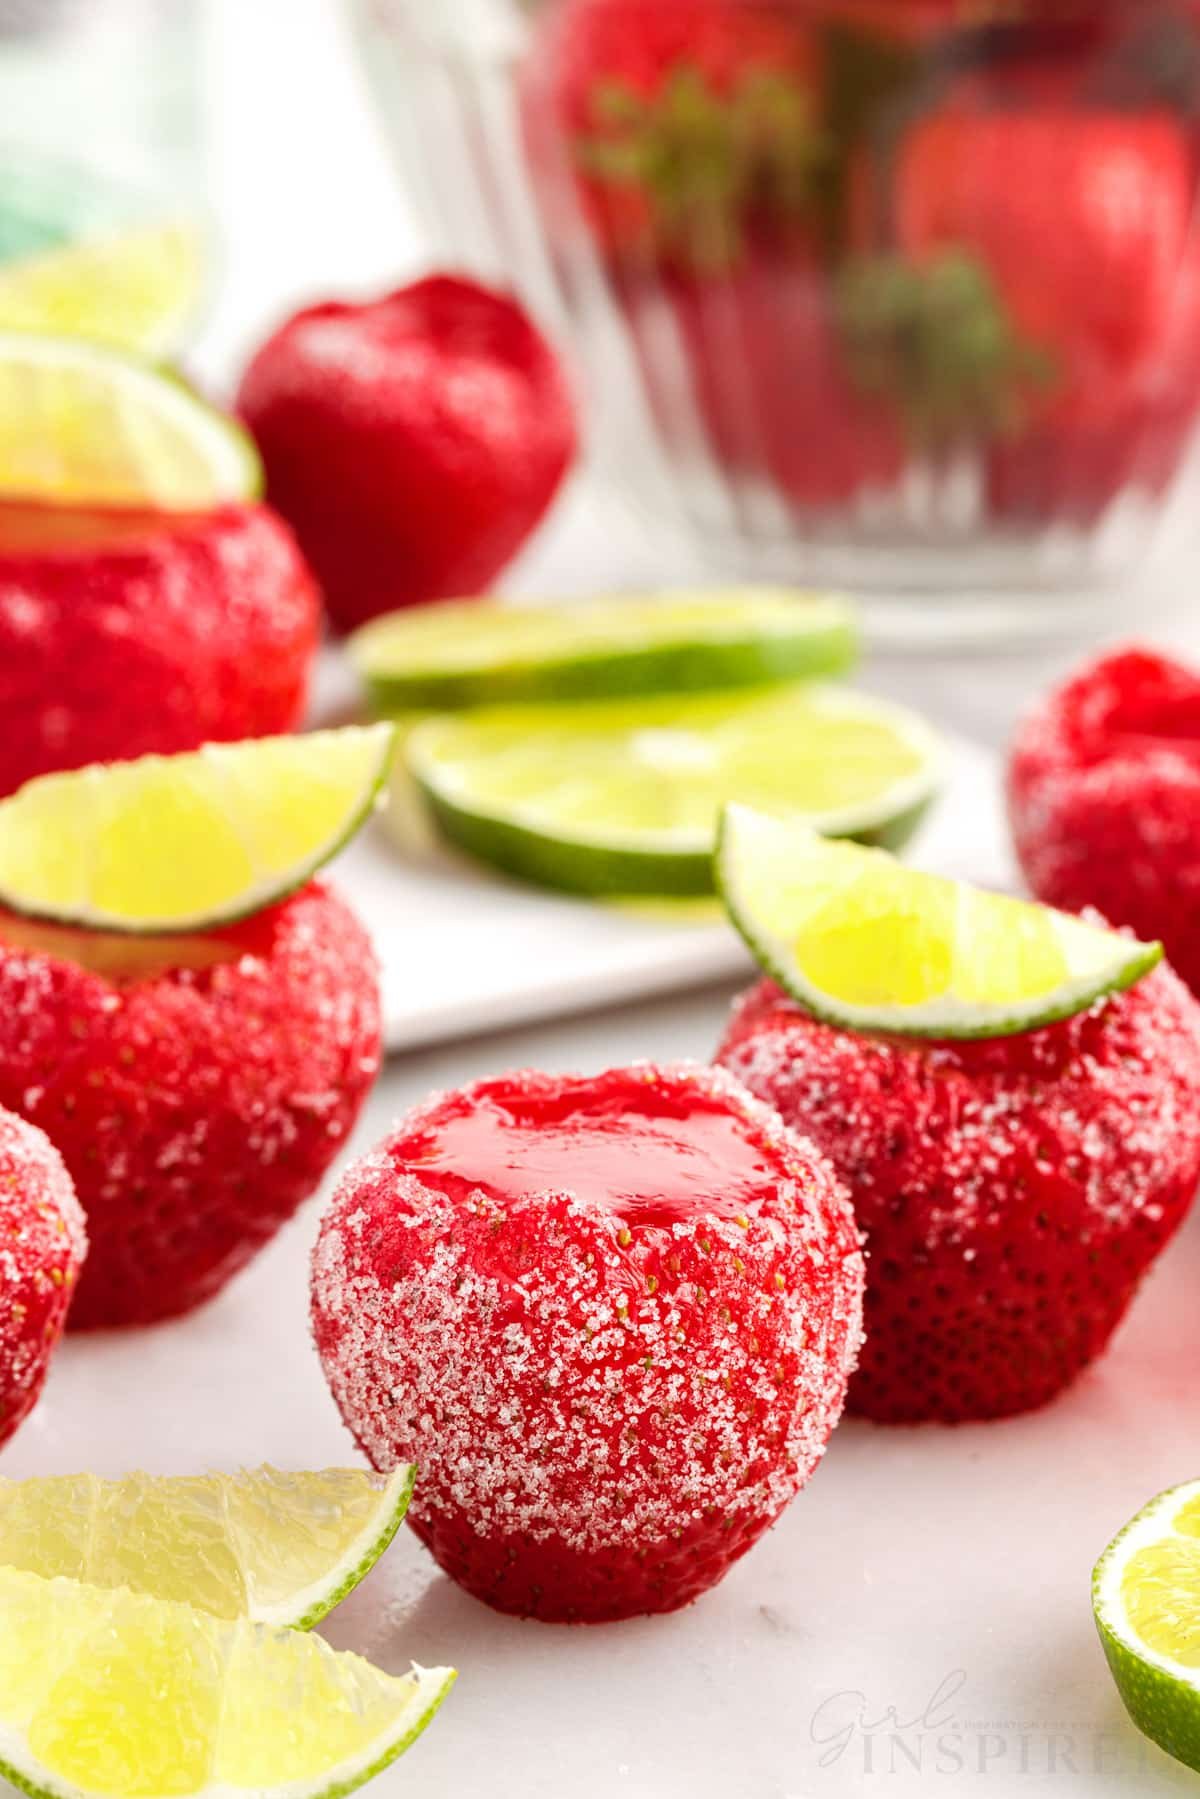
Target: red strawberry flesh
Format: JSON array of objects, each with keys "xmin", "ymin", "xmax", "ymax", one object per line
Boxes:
[{"xmin": 311, "ymin": 1062, "xmax": 864, "ymax": 1623}]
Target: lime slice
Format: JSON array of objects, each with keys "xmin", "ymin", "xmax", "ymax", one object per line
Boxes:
[
  {"xmin": 352, "ymin": 589, "xmax": 857, "ymax": 712},
  {"xmin": 405, "ymin": 684, "xmax": 941, "ymax": 897},
  {"xmin": 0, "ymin": 220, "xmax": 204, "ymax": 356},
  {"xmin": 0, "ymin": 332, "xmax": 259, "ymax": 508},
  {"xmin": 717, "ymin": 805, "xmax": 1161, "ymax": 1038},
  {"xmin": 0, "ymin": 725, "xmax": 395, "ymax": 934},
  {"xmin": 1094, "ymin": 1479, "xmax": 1200, "ymax": 1775},
  {"xmin": 0, "ymin": 1465, "xmax": 416, "ymax": 1631},
  {"xmin": 0, "ymin": 1566, "xmax": 454, "ymax": 1799}
]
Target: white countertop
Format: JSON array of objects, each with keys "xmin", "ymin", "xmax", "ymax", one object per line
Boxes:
[{"xmin": 4, "ymin": 5, "xmax": 1199, "ymax": 1795}]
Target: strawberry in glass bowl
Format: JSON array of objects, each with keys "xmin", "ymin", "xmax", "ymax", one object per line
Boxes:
[{"xmin": 346, "ymin": 0, "xmax": 1200, "ymax": 640}]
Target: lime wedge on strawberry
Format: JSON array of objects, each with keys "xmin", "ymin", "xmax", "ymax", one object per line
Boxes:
[
  {"xmin": 0, "ymin": 220, "xmax": 204, "ymax": 356},
  {"xmin": 1094, "ymin": 1480, "xmax": 1200, "ymax": 1775},
  {"xmin": 0, "ymin": 332, "xmax": 258, "ymax": 508},
  {"xmin": 0, "ymin": 1465, "xmax": 415, "ymax": 1631},
  {"xmin": 405, "ymin": 684, "xmax": 940, "ymax": 897},
  {"xmin": 717, "ymin": 805, "xmax": 1161, "ymax": 1039},
  {"xmin": 0, "ymin": 725, "xmax": 395, "ymax": 933},
  {"xmin": 352, "ymin": 588, "xmax": 857, "ymax": 711},
  {"xmin": 0, "ymin": 1566, "xmax": 453, "ymax": 1799}
]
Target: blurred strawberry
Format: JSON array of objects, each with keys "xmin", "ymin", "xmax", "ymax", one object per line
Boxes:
[
  {"xmin": 237, "ymin": 277, "xmax": 577, "ymax": 634},
  {"xmin": 521, "ymin": 0, "xmax": 823, "ymax": 271},
  {"xmin": 894, "ymin": 104, "xmax": 1194, "ymax": 375},
  {"xmin": 647, "ymin": 255, "xmax": 904, "ymax": 508}
]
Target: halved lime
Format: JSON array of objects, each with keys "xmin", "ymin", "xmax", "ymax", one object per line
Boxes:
[
  {"xmin": 0, "ymin": 725, "xmax": 395, "ymax": 934},
  {"xmin": 717, "ymin": 805, "xmax": 1160, "ymax": 1038},
  {"xmin": 405, "ymin": 684, "xmax": 941, "ymax": 897},
  {"xmin": 1094, "ymin": 1479, "xmax": 1200, "ymax": 1774},
  {"xmin": 0, "ymin": 1465, "xmax": 416, "ymax": 1631},
  {"xmin": 352, "ymin": 589, "xmax": 857, "ymax": 712},
  {"xmin": 0, "ymin": 220, "xmax": 204, "ymax": 356},
  {"xmin": 0, "ymin": 332, "xmax": 258, "ymax": 508},
  {"xmin": 0, "ymin": 1567, "xmax": 454, "ymax": 1799}
]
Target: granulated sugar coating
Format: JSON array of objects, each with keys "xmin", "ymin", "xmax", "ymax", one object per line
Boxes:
[
  {"xmin": 0, "ymin": 1107, "xmax": 86, "ymax": 1446},
  {"xmin": 1009, "ymin": 644, "xmax": 1200, "ymax": 994},
  {"xmin": 717, "ymin": 964, "xmax": 1200, "ymax": 1424},
  {"xmin": 311, "ymin": 1062, "xmax": 864, "ymax": 1623},
  {"xmin": 0, "ymin": 502, "xmax": 319, "ymax": 798},
  {"xmin": 0, "ymin": 881, "xmax": 381, "ymax": 1328}
]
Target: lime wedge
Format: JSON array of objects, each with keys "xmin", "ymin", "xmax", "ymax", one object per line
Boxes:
[
  {"xmin": 0, "ymin": 725, "xmax": 395, "ymax": 933},
  {"xmin": 405, "ymin": 684, "xmax": 940, "ymax": 897},
  {"xmin": 717, "ymin": 805, "xmax": 1161, "ymax": 1038},
  {"xmin": 0, "ymin": 220, "xmax": 204, "ymax": 356},
  {"xmin": 0, "ymin": 1465, "xmax": 415, "ymax": 1631},
  {"xmin": 352, "ymin": 589, "xmax": 857, "ymax": 711},
  {"xmin": 0, "ymin": 1567, "xmax": 454, "ymax": 1799},
  {"xmin": 1094, "ymin": 1480, "xmax": 1200, "ymax": 1775},
  {"xmin": 0, "ymin": 332, "xmax": 259, "ymax": 508}
]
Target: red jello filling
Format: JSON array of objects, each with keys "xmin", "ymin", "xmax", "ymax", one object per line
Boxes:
[{"xmin": 394, "ymin": 1072, "xmax": 783, "ymax": 1227}]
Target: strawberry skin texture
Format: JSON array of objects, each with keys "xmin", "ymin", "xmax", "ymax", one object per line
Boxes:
[
  {"xmin": 0, "ymin": 1108, "xmax": 86, "ymax": 1444},
  {"xmin": 1010, "ymin": 647, "xmax": 1200, "ymax": 994},
  {"xmin": 717, "ymin": 968, "xmax": 1200, "ymax": 1424},
  {"xmin": 237, "ymin": 277, "xmax": 577, "ymax": 635},
  {"xmin": 0, "ymin": 503, "xmax": 318, "ymax": 800},
  {"xmin": 896, "ymin": 107, "xmax": 1193, "ymax": 376},
  {"xmin": 0, "ymin": 883, "xmax": 381, "ymax": 1329},
  {"xmin": 311, "ymin": 1063, "xmax": 864, "ymax": 1623}
]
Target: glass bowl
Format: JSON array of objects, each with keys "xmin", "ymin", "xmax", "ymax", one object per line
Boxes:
[{"xmin": 346, "ymin": 0, "xmax": 1200, "ymax": 641}]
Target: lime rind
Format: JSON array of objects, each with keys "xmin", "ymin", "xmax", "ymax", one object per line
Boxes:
[
  {"xmin": 0, "ymin": 724, "xmax": 396, "ymax": 935},
  {"xmin": 406, "ymin": 685, "xmax": 942, "ymax": 899},
  {"xmin": 1093, "ymin": 1479, "xmax": 1200, "ymax": 1775},
  {"xmin": 0, "ymin": 1567, "xmax": 455, "ymax": 1799},
  {"xmin": 281, "ymin": 1465, "xmax": 418, "ymax": 1632},
  {"xmin": 0, "ymin": 331, "xmax": 261, "ymax": 509},
  {"xmin": 716, "ymin": 805, "xmax": 1162, "ymax": 1041},
  {"xmin": 353, "ymin": 589, "xmax": 858, "ymax": 711}
]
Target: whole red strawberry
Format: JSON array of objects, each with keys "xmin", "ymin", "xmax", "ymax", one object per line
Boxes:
[
  {"xmin": 0, "ymin": 502, "xmax": 318, "ymax": 798},
  {"xmin": 1009, "ymin": 646, "xmax": 1200, "ymax": 992},
  {"xmin": 0, "ymin": 1106, "xmax": 86, "ymax": 1445},
  {"xmin": 311, "ymin": 1063, "xmax": 864, "ymax": 1622},
  {"xmin": 895, "ymin": 104, "xmax": 1192, "ymax": 379},
  {"xmin": 521, "ymin": 0, "xmax": 821, "ymax": 271},
  {"xmin": 0, "ymin": 883, "xmax": 381, "ymax": 1328},
  {"xmin": 236, "ymin": 277, "xmax": 577, "ymax": 635},
  {"xmin": 717, "ymin": 965, "xmax": 1200, "ymax": 1423}
]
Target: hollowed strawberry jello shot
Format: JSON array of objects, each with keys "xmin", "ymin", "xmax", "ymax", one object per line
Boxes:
[
  {"xmin": 0, "ymin": 502, "xmax": 319, "ymax": 798},
  {"xmin": 0, "ymin": 728, "xmax": 392, "ymax": 1327},
  {"xmin": 311, "ymin": 1062, "xmax": 865, "ymax": 1623},
  {"xmin": 1009, "ymin": 645, "xmax": 1200, "ymax": 995},
  {"xmin": 0, "ymin": 1106, "xmax": 87, "ymax": 1445}
]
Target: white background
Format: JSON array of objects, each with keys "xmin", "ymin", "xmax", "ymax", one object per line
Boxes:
[{"xmin": 3, "ymin": 3, "xmax": 1200, "ymax": 1795}]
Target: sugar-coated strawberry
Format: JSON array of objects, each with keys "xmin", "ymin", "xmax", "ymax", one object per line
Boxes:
[
  {"xmin": 0, "ymin": 883, "xmax": 381, "ymax": 1328},
  {"xmin": 0, "ymin": 1108, "xmax": 86, "ymax": 1445},
  {"xmin": 0, "ymin": 502, "xmax": 318, "ymax": 799},
  {"xmin": 236, "ymin": 277, "xmax": 577, "ymax": 635},
  {"xmin": 311, "ymin": 1063, "xmax": 864, "ymax": 1623},
  {"xmin": 1009, "ymin": 646, "xmax": 1200, "ymax": 992},
  {"xmin": 521, "ymin": 0, "xmax": 821, "ymax": 272},
  {"xmin": 717, "ymin": 966, "xmax": 1200, "ymax": 1423}
]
